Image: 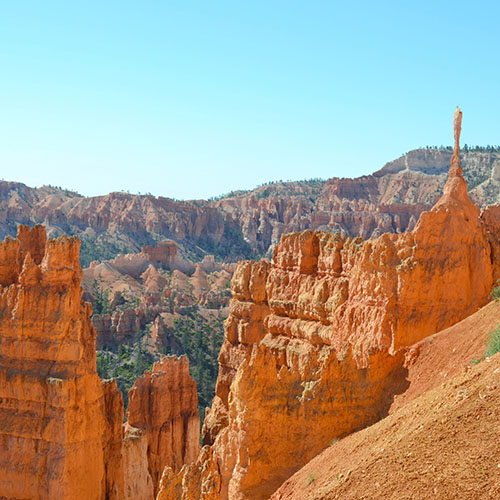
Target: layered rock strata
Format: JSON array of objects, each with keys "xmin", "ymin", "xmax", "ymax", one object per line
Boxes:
[
  {"xmin": 157, "ymin": 109, "xmax": 500, "ymax": 499},
  {"xmin": 1, "ymin": 149, "xmax": 500, "ymax": 261},
  {"xmin": 0, "ymin": 225, "xmax": 123, "ymax": 500}
]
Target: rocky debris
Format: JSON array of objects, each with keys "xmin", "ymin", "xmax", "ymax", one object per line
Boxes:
[
  {"xmin": 127, "ymin": 356, "xmax": 200, "ymax": 494},
  {"xmin": 158, "ymin": 109, "xmax": 500, "ymax": 499}
]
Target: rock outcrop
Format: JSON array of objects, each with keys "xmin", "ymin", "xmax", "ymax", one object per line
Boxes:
[
  {"xmin": 0, "ymin": 225, "xmax": 123, "ymax": 500},
  {"xmin": 157, "ymin": 109, "xmax": 500, "ymax": 499},
  {"xmin": 141, "ymin": 240, "xmax": 178, "ymax": 268},
  {"xmin": 127, "ymin": 356, "xmax": 200, "ymax": 494},
  {"xmin": 122, "ymin": 424, "xmax": 155, "ymax": 500},
  {"xmin": 271, "ymin": 350, "xmax": 500, "ymax": 500}
]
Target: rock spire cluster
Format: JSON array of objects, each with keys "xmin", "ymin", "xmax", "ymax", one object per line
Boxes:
[
  {"xmin": 1, "ymin": 108, "xmax": 500, "ymax": 500},
  {"xmin": 0, "ymin": 225, "xmax": 123, "ymax": 499},
  {"xmin": 0, "ymin": 225, "xmax": 200, "ymax": 500}
]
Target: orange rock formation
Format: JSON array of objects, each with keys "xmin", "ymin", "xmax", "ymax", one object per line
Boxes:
[
  {"xmin": 0, "ymin": 225, "xmax": 201, "ymax": 500},
  {"xmin": 127, "ymin": 355, "xmax": 200, "ymax": 494},
  {"xmin": 122, "ymin": 355, "xmax": 201, "ymax": 499},
  {"xmin": 157, "ymin": 109, "xmax": 500, "ymax": 499},
  {"xmin": 0, "ymin": 225, "xmax": 123, "ymax": 500},
  {"xmin": 142, "ymin": 240, "xmax": 178, "ymax": 268},
  {"xmin": 271, "ymin": 350, "xmax": 500, "ymax": 500}
]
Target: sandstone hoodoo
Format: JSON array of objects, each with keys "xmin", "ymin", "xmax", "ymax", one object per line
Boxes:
[
  {"xmin": 0, "ymin": 225, "xmax": 124, "ymax": 499},
  {"xmin": 158, "ymin": 109, "xmax": 500, "ymax": 499},
  {"xmin": 127, "ymin": 355, "xmax": 200, "ymax": 494}
]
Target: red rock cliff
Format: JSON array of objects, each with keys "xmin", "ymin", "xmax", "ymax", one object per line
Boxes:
[
  {"xmin": 156, "ymin": 108, "xmax": 500, "ymax": 500},
  {"xmin": 0, "ymin": 225, "xmax": 124, "ymax": 500}
]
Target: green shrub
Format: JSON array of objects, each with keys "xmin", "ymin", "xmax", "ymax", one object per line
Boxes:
[
  {"xmin": 485, "ymin": 324, "xmax": 500, "ymax": 358},
  {"xmin": 306, "ymin": 473, "xmax": 317, "ymax": 485},
  {"xmin": 490, "ymin": 280, "xmax": 500, "ymax": 301}
]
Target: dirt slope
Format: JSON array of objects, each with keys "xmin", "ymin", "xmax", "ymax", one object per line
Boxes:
[
  {"xmin": 272, "ymin": 302, "xmax": 500, "ymax": 500},
  {"xmin": 391, "ymin": 299, "xmax": 500, "ymax": 412}
]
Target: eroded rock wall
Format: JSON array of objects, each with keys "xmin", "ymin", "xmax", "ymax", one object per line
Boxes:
[{"xmin": 157, "ymin": 109, "xmax": 500, "ymax": 500}]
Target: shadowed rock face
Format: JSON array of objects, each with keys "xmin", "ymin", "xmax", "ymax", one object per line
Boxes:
[
  {"xmin": 156, "ymin": 109, "xmax": 500, "ymax": 500},
  {"xmin": 127, "ymin": 355, "xmax": 200, "ymax": 495},
  {"xmin": 0, "ymin": 225, "xmax": 124, "ymax": 500}
]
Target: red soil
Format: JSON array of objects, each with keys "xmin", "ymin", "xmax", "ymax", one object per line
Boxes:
[{"xmin": 272, "ymin": 300, "xmax": 500, "ymax": 500}]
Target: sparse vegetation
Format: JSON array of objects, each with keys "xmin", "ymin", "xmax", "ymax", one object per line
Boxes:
[
  {"xmin": 92, "ymin": 289, "xmax": 225, "ymax": 420},
  {"xmin": 92, "ymin": 280, "xmax": 111, "ymax": 315},
  {"xmin": 306, "ymin": 473, "xmax": 317, "ymax": 485},
  {"xmin": 207, "ymin": 178, "xmax": 325, "ymax": 202},
  {"xmin": 485, "ymin": 324, "xmax": 500, "ymax": 358},
  {"xmin": 422, "ymin": 145, "xmax": 500, "ymax": 153},
  {"xmin": 96, "ymin": 335, "xmax": 156, "ymax": 410},
  {"xmin": 470, "ymin": 322, "xmax": 500, "ymax": 365},
  {"xmin": 80, "ymin": 237, "xmax": 126, "ymax": 267},
  {"xmin": 490, "ymin": 279, "xmax": 500, "ymax": 301},
  {"xmin": 160, "ymin": 312, "xmax": 225, "ymax": 421}
]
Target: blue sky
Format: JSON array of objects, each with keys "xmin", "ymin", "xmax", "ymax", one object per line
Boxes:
[{"xmin": 1, "ymin": 1, "xmax": 499, "ymax": 199}]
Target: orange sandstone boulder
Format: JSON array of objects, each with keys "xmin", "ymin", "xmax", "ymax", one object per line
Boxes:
[{"xmin": 157, "ymin": 108, "xmax": 500, "ymax": 499}]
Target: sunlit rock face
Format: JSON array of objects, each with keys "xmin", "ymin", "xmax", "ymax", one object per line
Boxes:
[
  {"xmin": 0, "ymin": 226, "xmax": 202, "ymax": 500},
  {"xmin": 156, "ymin": 109, "xmax": 500, "ymax": 500},
  {"xmin": 0, "ymin": 225, "xmax": 124, "ymax": 500}
]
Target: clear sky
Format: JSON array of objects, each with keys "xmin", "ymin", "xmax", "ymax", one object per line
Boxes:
[{"xmin": 1, "ymin": 1, "xmax": 499, "ymax": 199}]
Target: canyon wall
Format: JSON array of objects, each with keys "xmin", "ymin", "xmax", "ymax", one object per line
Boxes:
[
  {"xmin": 0, "ymin": 149, "xmax": 499, "ymax": 262},
  {"xmin": 157, "ymin": 109, "xmax": 500, "ymax": 499}
]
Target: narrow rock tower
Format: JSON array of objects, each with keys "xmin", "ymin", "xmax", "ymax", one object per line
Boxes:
[{"xmin": 0, "ymin": 226, "xmax": 124, "ymax": 500}]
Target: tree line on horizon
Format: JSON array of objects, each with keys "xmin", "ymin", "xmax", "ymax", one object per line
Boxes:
[{"xmin": 422, "ymin": 145, "xmax": 500, "ymax": 152}]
